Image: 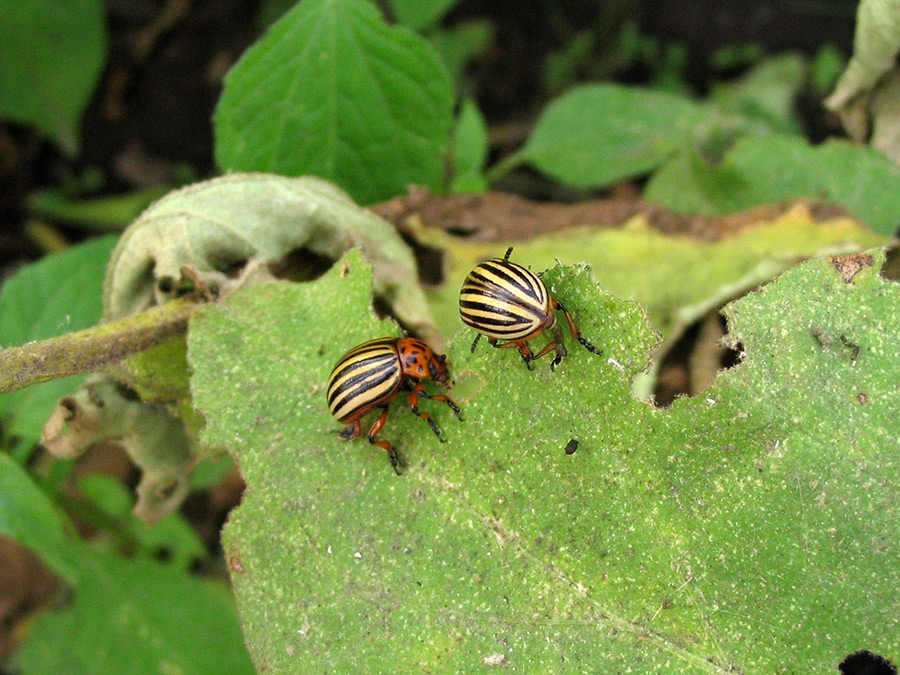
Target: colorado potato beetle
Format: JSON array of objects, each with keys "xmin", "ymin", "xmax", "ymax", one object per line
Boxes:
[
  {"xmin": 459, "ymin": 247, "xmax": 602, "ymax": 369},
  {"xmin": 326, "ymin": 337, "xmax": 462, "ymax": 473}
]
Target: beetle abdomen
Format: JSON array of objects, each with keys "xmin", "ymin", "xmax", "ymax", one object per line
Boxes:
[
  {"xmin": 459, "ymin": 258, "xmax": 551, "ymax": 340},
  {"xmin": 327, "ymin": 338, "xmax": 402, "ymax": 423}
]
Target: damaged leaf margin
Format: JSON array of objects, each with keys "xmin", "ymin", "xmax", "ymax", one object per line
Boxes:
[
  {"xmin": 104, "ymin": 172, "xmax": 440, "ymax": 346},
  {"xmin": 189, "ymin": 245, "xmax": 900, "ymax": 672}
]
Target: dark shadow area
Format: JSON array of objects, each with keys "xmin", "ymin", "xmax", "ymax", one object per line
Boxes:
[
  {"xmin": 840, "ymin": 650, "xmax": 898, "ymax": 675},
  {"xmin": 268, "ymin": 247, "xmax": 336, "ymax": 283},
  {"xmin": 879, "ymin": 244, "xmax": 900, "ymax": 282},
  {"xmin": 654, "ymin": 312, "xmax": 742, "ymax": 407}
]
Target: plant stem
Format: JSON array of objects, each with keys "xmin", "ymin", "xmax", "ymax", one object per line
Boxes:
[
  {"xmin": 483, "ymin": 151, "xmax": 526, "ymax": 185},
  {"xmin": 0, "ymin": 298, "xmax": 199, "ymax": 394}
]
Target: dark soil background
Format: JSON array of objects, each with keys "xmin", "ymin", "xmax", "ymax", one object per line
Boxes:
[{"xmin": 1, "ymin": 0, "xmax": 857, "ymax": 264}]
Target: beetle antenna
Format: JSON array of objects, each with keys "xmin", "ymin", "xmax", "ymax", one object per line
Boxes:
[{"xmin": 503, "ymin": 247, "xmax": 513, "ymax": 261}]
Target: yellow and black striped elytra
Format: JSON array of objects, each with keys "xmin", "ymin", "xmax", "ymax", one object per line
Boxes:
[
  {"xmin": 459, "ymin": 247, "xmax": 602, "ymax": 369},
  {"xmin": 327, "ymin": 337, "xmax": 461, "ymax": 473}
]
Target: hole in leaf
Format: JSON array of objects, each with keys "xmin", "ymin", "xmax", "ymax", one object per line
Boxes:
[
  {"xmin": 879, "ymin": 244, "xmax": 900, "ymax": 281},
  {"xmin": 59, "ymin": 396, "xmax": 78, "ymax": 419},
  {"xmin": 654, "ymin": 312, "xmax": 742, "ymax": 407},
  {"xmin": 127, "ymin": 259, "xmax": 156, "ymax": 300},
  {"xmin": 839, "ymin": 650, "xmax": 897, "ymax": 675},
  {"xmin": 152, "ymin": 547, "xmax": 172, "ymax": 563},
  {"xmin": 210, "ymin": 256, "xmax": 248, "ymax": 278},
  {"xmin": 111, "ymin": 380, "xmax": 141, "ymax": 402},
  {"xmin": 158, "ymin": 271, "xmax": 202, "ymax": 298},
  {"xmin": 157, "ymin": 275, "xmax": 175, "ymax": 294},
  {"xmin": 371, "ymin": 296, "xmax": 393, "ymax": 322},
  {"xmin": 268, "ymin": 247, "xmax": 335, "ymax": 283}
]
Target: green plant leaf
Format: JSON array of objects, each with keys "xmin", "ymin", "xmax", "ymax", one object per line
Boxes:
[
  {"xmin": 0, "ymin": 0, "xmax": 106, "ymax": 154},
  {"xmin": 391, "ymin": 0, "xmax": 458, "ymax": 29},
  {"xmin": 14, "ymin": 548, "xmax": 255, "ymax": 675},
  {"xmin": 27, "ymin": 186, "xmax": 171, "ymax": 231},
  {"xmin": 450, "ymin": 98, "xmax": 488, "ymax": 193},
  {"xmin": 543, "ymin": 30, "xmax": 596, "ymax": 94},
  {"xmin": 189, "ymin": 247, "xmax": 900, "ymax": 672},
  {"xmin": 426, "ymin": 19, "xmax": 493, "ymax": 85},
  {"xmin": 0, "ymin": 235, "xmax": 118, "ymax": 443},
  {"xmin": 509, "ymin": 83, "xmax": 708, "ymax": 188},
  {"xmin": 100, "ymin": 172, "xmax": 438, "ymax": 419},
  {"xmin": 645, "ymin": 135, "xmax": 900, "ymax": 236},
  {"xmin": 0, "ymin": 453, "xmax": 79, "ymax": 582},
  {"xmin": 709, "ymin": 52, "xmax": 807, "ymax": 134},
  {"xmin": 39, "ymin": 373, "xmax": 195, "ymax": 524},
  {"xmin": 810, "ymin": 44, "xmax": 846, "ymax": 97},
  {"xmin": 214, "ymin": 0, "xmax": 454, "ymax": 205},
  {"xmin": 78, "ymin": 473, "xmax": 206, "ymax": 571}
]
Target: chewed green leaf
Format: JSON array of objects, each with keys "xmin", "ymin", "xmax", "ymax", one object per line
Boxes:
[
  {"xmin": 189, "ymin": 247, "xmax": 900, "ymax": 672},
  {"xmin": 214, "ymin": 0, "xmax": 454, "ymax": 205},
  {"xmin": 418, "ymin": 210, "xmax": 886, "ymax": 357},
  {"xmin": 0, "ymin": 0, "xmax": 106, "ymax": 153},
  {"xmin": 515, "ymin": 83, "xmax": 708, "ymax": 188},
  {"xmin": 104, "ymin": 173, "xmax": 438, "ymax": 343}
]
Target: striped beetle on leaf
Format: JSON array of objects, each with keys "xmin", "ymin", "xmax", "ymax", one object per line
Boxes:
[
  {"xmin": 459, "ymin": 247, "xmax": 602, "ymax": 370},
  {"xmin": 326, "ymin": 337, "xmax": 461, "ymax": 473}
]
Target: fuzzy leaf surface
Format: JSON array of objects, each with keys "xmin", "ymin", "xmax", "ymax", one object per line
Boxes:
[
  {"xmin": 189, "ymin": 247, "xmax": 899, "ymax": 672},
  {"xmin": 826, "ymin": 0, "xmax": 900, "ymax": 160}
]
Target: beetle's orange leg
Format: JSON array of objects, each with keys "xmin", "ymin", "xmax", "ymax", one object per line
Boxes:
[
  {"xmin": 366, "ymin": 407, "xmax": 402, "ymax": 474},
  {"xmin": 552, "ymin": 298, "xmax": 602, "ymax": 356},
  {"xmin": 408, "ymin": 386, "xmax": 446, "ymax": 442},
  {"xmin": 488, "ymin": 338, "xmax": 536, "ymax": 370},
  {"xmin": 414, "ymin": 382, "xmax": 463, "ymax": 420}
]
